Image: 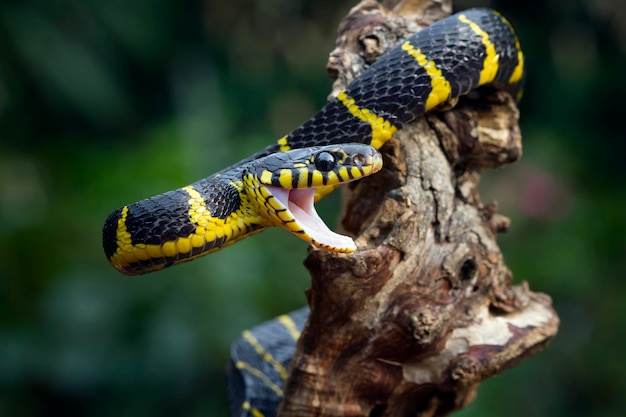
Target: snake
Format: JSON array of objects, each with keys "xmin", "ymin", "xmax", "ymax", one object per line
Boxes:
[
  {"xmin": 101, "ymin": 6, "xmax": 525, "ymax": 416},
  {"xmin": 103, "ymin": 144, "xmax": 382, "ymax": 275},
  {"xmin": 224, "ymin": 9, "xmax": 525, "ymax": 417},
  {"xmin": 102, "ymin": 8, "xmax": 524, "ymax": 277}
]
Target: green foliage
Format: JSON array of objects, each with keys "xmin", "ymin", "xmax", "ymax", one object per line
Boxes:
[{"xmin": 0, "ymin": 0, "xmax": 624, "ymax": 416}]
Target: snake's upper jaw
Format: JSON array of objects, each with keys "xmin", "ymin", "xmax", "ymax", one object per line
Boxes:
[{"xmin": 266, "ymin": 186, "xmax": 357, "ymax": 253}]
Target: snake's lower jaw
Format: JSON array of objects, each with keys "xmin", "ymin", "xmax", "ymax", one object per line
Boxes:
[{"xmin": 266, "ymin": 186, "xmax": 357, "ymax": 253}]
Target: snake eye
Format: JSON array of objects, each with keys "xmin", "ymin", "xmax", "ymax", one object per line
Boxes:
[{"xmin": 314, "ymin": 151, "xmax": 336, "ymax": 172}]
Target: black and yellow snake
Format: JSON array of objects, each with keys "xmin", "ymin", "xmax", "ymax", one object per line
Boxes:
[
  {"xmin": 102, "ymin": 8, "xmax": 523, "ymax": 277},
  {"xmin": 103, "ymin": 8, "xmax": 524, "ymax": 414}
]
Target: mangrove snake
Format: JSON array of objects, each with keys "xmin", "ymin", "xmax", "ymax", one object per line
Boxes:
[{"xmin": 102, "ymin": 8, "xmax": 524, "ymax": 415}]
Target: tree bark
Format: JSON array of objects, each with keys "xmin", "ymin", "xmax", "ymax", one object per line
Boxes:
[{"xmin": 277, "ymin": 1, "xmax": 559, "ymax": 416}]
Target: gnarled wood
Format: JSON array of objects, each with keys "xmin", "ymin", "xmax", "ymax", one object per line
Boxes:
[{"xmin": 278, "ymin": 1, "xmax": 559, "ymax": 416}]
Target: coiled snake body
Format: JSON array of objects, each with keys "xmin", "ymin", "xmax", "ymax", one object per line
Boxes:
[{"xmin": 102, "ymin": 8, "xmax": 524, "ymax": 416}]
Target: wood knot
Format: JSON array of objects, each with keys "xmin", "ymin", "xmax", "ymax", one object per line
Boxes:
[{"xmin": 448, "ymin": 356, "xmax": 480, "ymax": 385}]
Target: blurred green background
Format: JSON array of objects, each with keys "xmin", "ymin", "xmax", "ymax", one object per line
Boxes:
[{"xmin": 0, "ymin": 0, "xmax": 624, "ymax": 416}]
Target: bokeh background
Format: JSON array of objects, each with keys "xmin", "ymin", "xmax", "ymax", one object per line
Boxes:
[{"xmin": 1, "ymin": 0, "xmax": 624, "ymax": 416}]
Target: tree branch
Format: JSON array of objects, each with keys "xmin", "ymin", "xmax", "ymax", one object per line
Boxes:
[{"xmin": 277, "ymin": 1, "xmax": 559, "ymax": 416}]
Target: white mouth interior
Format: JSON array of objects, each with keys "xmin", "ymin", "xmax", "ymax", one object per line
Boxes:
[{"xmin": 266, "ymin": 186, "xmax": 356, "ymax": 252}]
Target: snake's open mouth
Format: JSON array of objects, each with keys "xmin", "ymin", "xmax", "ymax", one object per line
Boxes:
[{"xmin": 265, "ymin": 186, "xmax": 356, "ymax": 252}]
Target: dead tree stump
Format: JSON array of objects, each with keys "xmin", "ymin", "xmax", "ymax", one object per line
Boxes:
[{"xmin": 277, "ymin": 1, "xmax": 559, "ymax": 416}]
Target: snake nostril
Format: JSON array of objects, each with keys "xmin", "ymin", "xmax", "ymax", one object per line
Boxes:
[{"xmin": 352, "ymin": 154, "xmax": 366, "ymax": 166}]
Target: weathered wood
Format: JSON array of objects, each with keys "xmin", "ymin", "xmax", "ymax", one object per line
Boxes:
[{"xmin": 278, "ymin": 1, "xmax": 559, "ymax": 416}]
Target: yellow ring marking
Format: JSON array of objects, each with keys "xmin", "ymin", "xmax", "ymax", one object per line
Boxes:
[
  {"xmin": 183, "ymin": 185, "xmax": 259, "ymax": 251},
  {"xmin": 324, "ymin": 170, "xmax": 338, "ymax": 185},
  {"xmin": 458, "ymin": 14, "xmax": 499, "ymax": 85},
  {"xmin": 296, "ymin": 167, "xmax": 310, "ymax": 188},
  {"xmin": 110, "ymin": 206, "xmax": 164, "ymax": 271},
  {"xmin": 310, "ymin": 170, "xmax": 324, "ymax": 186},
  {"xmin": 278, "ymin": 314, "xmax": 301, "ymax": 340},
  {"xmin": 278, "ymin": 170, "xmax": 293, "ymax": 188},
  {"xmin": 277, "ymin": 135, "xmax": 290, "ymax": 152},
  {"xmin": 184, "ymin": 185, "xmax": 211, "ymax": 226},
  {"xmin": 336, "ymin": 90, "xmax": 398, "ymax": 149},
  {"xmin": 116, "ymin": 206, "xmax": 132, "ymax": 251},
  {"xmin": 235, "ymin": 360, "xmax": 283, "ymax": 396},
  {"xmin": 242, "ymin": 402, "xmax": 266, "ymax": 417},
  {"xmin": 510, "ymin": 48, "xmax": 524, "ymax": 85},
  {"xmin": 337, "ymin": 166, "xmax": 352, "ymax": 182},
  {"xmin": 498, "ymin": 16, "xmax": 524, "ymax": 84},
  {"xmin": 401, "ymin": 41, "xmax": 452, "ymax": 110},
  {"xmin": 242, "ymin": 330, "xmax": 289, "ymax": 380},
  {"xmin": 260, "ymin": 170, "xmax": 272, "ymax": 185}
]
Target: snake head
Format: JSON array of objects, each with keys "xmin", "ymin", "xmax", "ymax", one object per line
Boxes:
[{"xmin": 244, "ymin": 143, "xmax": 383, "ymax": 253}]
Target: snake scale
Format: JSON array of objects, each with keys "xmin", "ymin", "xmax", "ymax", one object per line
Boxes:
[{"xmin": 102, "ymin": 8, "xmax": 524, "ymax": 416}]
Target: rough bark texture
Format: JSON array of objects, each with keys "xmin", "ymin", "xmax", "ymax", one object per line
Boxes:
[{"xmin": 278, "ymin": 1, "xmax": 559, "ymax": 416}]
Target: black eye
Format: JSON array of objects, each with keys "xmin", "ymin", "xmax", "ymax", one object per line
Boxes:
[{"xmin": 314, "ymin": 151, "xmax": 336, "ymax": 172}]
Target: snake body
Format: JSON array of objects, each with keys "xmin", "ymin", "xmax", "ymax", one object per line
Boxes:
[{"xmin": 103, "ymin": 8, "xmax": 524, "ymax": 278}]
